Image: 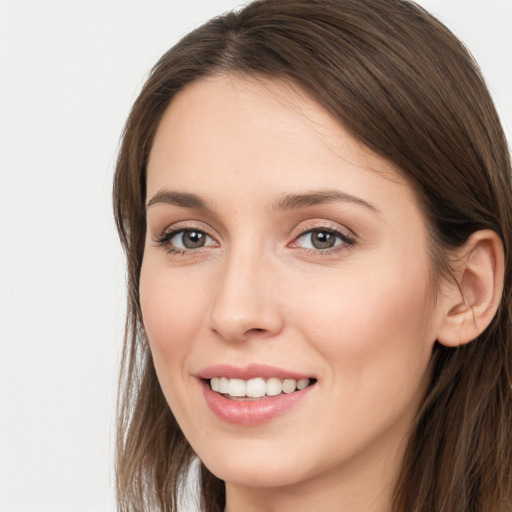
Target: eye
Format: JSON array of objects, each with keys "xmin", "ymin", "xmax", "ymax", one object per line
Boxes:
[
  {"xmin": 293, "ymin": 228, "xmax": 354, "ymax": 250},
  {"xmin": 156, "ymin": 229, "xmax": 216, "ymax": 251}
]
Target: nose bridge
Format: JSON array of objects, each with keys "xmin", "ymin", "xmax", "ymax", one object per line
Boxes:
[{"xmin": 208, "ymin": 238, "xmax": 282, "ymax": 342}]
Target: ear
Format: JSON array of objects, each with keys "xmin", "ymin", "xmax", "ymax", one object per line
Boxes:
[{"xmin": 437, "ymin": 230, "xmax": 504, "ymax": 347}]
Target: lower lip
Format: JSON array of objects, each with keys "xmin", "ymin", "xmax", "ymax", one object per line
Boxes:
[{"xmin": 200, "ymin": 380, "xmax": 314, "ymax": 426}]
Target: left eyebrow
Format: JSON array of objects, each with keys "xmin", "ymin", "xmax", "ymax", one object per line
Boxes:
[{"xmin": 271, "ymin": 190, "xmax": 381, "ymax": 215}]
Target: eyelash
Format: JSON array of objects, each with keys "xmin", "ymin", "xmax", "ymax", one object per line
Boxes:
[
  {"xmin": 153, "ymin": 224, "xmax": 356, "ymax": 257},
  {"xmin": 290, "ymin": 225, "xmax": 356, "ymax": 256},
  {"xmin": 153, "ymin": 225, "xmax": 216, "ymax": 256}
]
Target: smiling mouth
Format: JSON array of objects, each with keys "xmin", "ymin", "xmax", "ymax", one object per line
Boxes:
[{"xmin": 208, "ymin": 377, "xmax": 317, "ymax": 400}]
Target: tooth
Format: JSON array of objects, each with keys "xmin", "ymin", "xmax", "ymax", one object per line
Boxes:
[
  {"xmin": 246, "ymin": 378, "xmax": 266, "ymax": 398},
  {"xmin": 297, "ymin": 378, "xmax": 309, "ymax": 390},
  {"xmin": 212, "ymin": 376, "xmax": 311, "ymax": 397},
  {"xmin": 228, "ymin": 378, "xmax": 246, "ymax": 397},
  {"xmin": 266, "ymin": 377, "xmax": 282, "ymax": 396},
  {"xmin": 219, "ymin": 377, "xmax": 230, "ymax": 394},
  {"xmin": 210, "ymin": 377, "xmax": 220, "ymax": 392},
  {"xmin": 282, "ymin": 379, "xmax": 297, "ymax": 394}
]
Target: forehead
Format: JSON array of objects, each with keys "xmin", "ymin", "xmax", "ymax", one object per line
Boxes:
[{"xmin": 147, "ymin": 74, "xmax": 418, "ymax": 217}]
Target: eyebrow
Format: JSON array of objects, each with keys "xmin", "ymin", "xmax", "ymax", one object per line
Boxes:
[
  {"xmin": 146, "ymin": 188, "xmax": 381, "ymax": 215},
  {"xmin": 146, "ymin": 190, "xmax": 207, "ymax": 210},
  {"xmin": 271, "ymin": 190, "xmax": 381, "ymax": 214}
]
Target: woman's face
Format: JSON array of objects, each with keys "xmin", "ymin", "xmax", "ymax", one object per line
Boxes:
[{"xmin": 141, "ymin": 75, "xmax": 442, "ymax": 493}]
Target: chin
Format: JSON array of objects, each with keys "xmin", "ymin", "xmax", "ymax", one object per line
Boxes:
[
  {"xmin": 190, "ymin": 432, "xmax": 325, "ymax": 489},
  {"xmin": 204, "ymin": 457, "xmax": 308, "ymax": 489}
]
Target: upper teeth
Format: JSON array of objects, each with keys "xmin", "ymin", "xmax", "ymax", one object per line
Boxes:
[{"xmin": 210, "ymin": 377, "xmax": 311, "ymax": 398}]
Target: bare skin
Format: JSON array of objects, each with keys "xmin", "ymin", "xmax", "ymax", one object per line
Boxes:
[{"xmin": 140, "ymin": 75, "xmax": 503, "ymax": 512}]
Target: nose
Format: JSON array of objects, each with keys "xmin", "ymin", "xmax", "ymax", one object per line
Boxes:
[{"xmin": 208, "ymin": 247, "xmax": 284, "ymax": 343}]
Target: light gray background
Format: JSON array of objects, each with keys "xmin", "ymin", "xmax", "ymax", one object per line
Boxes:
[{"xmin": 1, "ymin": 1, "xmax": 511, "ymax": 511}]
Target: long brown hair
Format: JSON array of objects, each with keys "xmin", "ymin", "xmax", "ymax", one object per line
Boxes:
[{"xmin": 113, "ymin": 0, "xmax": 512, "ymax": 510}]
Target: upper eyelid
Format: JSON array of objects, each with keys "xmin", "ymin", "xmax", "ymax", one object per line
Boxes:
[
  {"xmin": 291, "ymin": 219, "xmax": 355, "ymax": 238},
  {"xmin": 151, "ymin": 218, "xmax": 356, "ymax": 244},
  {"xmin": 291, "ymin": 228, "xmax": 354, "ymax": 245},
  {"xmin": 156, "ymin": 227, "xmax": 217, "ymax": 245},
  {"xmin": 155, "ymin": 220, "xmax": 217, "ymax": 237},
  {"xmin": 295, "ymin": 225, "xmax": 346, "ymax": 235}
]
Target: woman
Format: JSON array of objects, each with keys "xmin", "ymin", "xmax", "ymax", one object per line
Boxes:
[{"xmin": 113, "ymin": 0, "xmax": 512, "ymax": 510}]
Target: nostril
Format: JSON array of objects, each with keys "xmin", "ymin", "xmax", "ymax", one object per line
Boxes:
[{"xmin": 209, "ymin": 299, "xmax": 284, "ymax": 342}]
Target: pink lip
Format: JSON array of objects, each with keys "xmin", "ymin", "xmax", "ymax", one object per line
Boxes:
[
  {"xmin": 197, "ymin": 363, "xmax": 312, "ymax": 381},
  {"xmin": 196, "ymin": 364, "xmax": 316, "ymax": 426}
]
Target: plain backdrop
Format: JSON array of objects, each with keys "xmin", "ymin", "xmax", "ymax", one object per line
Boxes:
[{"xmin": 0, "ymin": 1, "xmax": 511, "ymax": 511}]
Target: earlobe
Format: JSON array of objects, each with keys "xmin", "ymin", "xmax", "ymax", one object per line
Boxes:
[{"xmin": 437, "ymin": 230, "xmax": 504, "ymax": 348}]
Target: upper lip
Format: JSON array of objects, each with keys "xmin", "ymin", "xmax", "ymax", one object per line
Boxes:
[{"xmin": 196, "ymin": 363, "xmax": 314, "ymax": 381}]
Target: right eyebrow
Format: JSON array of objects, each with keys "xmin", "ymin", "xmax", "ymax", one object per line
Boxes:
[{"xmin": 146, "ymin": 190, "xmax": 207, "ymax": 210}]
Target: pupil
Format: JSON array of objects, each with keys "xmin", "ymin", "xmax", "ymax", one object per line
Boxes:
[
  {"xmin": 312, "ymin": 231, "xmax": 335, "ymax": 249},
  {"xmin": 183, "ymin": 231, "xmax": 205, "ymax": 248}
]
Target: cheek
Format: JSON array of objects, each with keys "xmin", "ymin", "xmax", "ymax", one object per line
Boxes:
[
  {"xmin": 139, "ymin": 260, "xmax": 214, "ymax": 431},
  {"xmin": 139, "ymin": 261, "xmax": 206, "ymax": 369},
  {"xmin": 291, "ymin": 267, "xmax": 435, "ymax": 458},
  {"xmin": 292, "ymin": 259, "xmax": 435, "ymax": 394}
]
